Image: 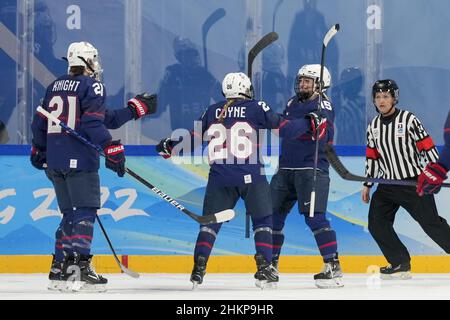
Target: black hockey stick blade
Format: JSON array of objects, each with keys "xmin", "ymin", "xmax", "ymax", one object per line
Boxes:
[
  {"xmin": 247, "ymin": 31, "xmax": 279, "ymax": 79},
  {"xmin": 96, "ymin": 214, "xmax": 140, "ymax": 278},
  {"xmin": 194, "ymin": 209, "xmax": 235, "ymax": 224},
  {"xmin": 325, "ymin": 144, "xmax": 450, "ymax": 187},
  {"xmin": 202, "ymin": 8, "xmax": 226, "ymax": 69}
]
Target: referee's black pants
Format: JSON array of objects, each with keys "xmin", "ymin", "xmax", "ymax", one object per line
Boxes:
[{"xmin": 368, "ymin": 184, "xmax": 450, "ymax": 266}]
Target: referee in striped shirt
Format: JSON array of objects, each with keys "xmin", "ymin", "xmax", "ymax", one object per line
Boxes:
[{"xmin": 361, "ymin": 79, "xmax": 450, "ymax": 279}]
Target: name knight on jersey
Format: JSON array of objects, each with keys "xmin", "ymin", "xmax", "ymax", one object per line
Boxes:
[
  {"xmin": 52, "ymin": 80, "xmax": 81, "ymax": 92},
  {"xmin": 215, "ymin": 106, "xmax": 246, "ymax": 119}
]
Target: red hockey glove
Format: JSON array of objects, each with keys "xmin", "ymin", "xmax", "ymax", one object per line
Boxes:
[
  {"xmin": 156, "ymin": 138, "xmax": 173, "ymax": 159},
  {"xmin": 417, "ymin": 162, "xmax": 448, "ymax": 196},
  {"xmin": 30, "ymin": 145, "xmax": 47, "ymax": 170},
  {"xmin": 104, "ymin": 140, "xmax": 126, "ymax": 177},
  {"xmin": 127, "ymin": 93, "xmax": 157, "ymax": 119},
  {"xmin": 307, "ymin": 112, "xmax": 327, "ymax": 141}
]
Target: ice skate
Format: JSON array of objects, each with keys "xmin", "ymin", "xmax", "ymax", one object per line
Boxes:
[
  {"xmin": 190, "ymin": 255, "xmax": 207, "ymax": 289},
  {"xmin": 64, "ymin": 254, "xmax": 107, "ymax": 292},
  {"xmin": 254, "ymin": 254, "xmax": 278, "ymax": 290},
  {"xmin": 47, "ymin": 255, "xmax": 65, "ymax": 291},
  {"xmin": 314, "ymin": 258, "xmax": 344, "ymax": 289},
  {"xmin": 380, "ymin": 262, "xmax": 411, "ymax": 280}
]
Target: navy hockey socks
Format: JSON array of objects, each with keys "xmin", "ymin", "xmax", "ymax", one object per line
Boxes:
[
  {"xmin": 305, "ymin": 213, "xmax": 338, "ymax": 262},
  {"xmin": 253, "ymin": 215, "xmax": 273, "ymax": 263},
  {"xmin": 71, "ymin": 207, "xmax": 96, "ymax": 256},
  {"xmin": 272, "ymin": 212, "xmax": 287, "ymax": 262},
  {"xmin": 194, "ymin": 223, "xmax": 222, "ymax": 262},
  {"xmin": 55, "ymin": 209, "xmax": 74, "ymax": 262}
]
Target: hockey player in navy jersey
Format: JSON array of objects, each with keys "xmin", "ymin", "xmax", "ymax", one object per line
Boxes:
[
  {"xmin": 417, "ymin": 110, "xmax": 450, "ymax": 196},
  {"xmin": 156, "ymin": 72, "xmax": 309, "ymax": 289},
  {"xmin": 270, "ymin": 64, "xmax": 343, "ymax": 289},
  {"xmin": 30, "ymin": 41, "xmax": 157, "ymax": 292}
]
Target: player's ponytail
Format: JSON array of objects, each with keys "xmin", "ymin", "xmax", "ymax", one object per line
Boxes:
[{"xmin": 218, "ymin": 99, "xmax": 235, "ymax": 123}]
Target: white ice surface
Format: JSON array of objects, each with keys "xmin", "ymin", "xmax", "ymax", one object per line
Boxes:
[{"xmin": 1, "ymin": 273, "xmax": 450, "ymax": 300}]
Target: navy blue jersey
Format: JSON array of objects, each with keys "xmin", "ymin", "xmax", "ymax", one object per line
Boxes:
[
  {"xmin": 278, "ymin": 95, "xmax": 335, "ymax": 171},
  {"xmin": 31, "ymin": 74, "xmax": 132, "ymax": 171},
  {"xmin": 184, "ymin": 99, "xmax": 305, "ymax": 186}
]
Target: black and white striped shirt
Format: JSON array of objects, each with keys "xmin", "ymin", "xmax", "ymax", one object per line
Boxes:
[{"xmin": 365, "ymin": 108, "xmax": 439, "ymax": 183}]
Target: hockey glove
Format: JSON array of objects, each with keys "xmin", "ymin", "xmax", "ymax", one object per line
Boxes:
[
  {"xmin": 127, "ymin": 93, "xmax": 157, "ymax": 119},
  {"xmin": 306, "ymin": 112, "xmax": 327, "ymax": 141},
  {"xmin": 417, "ymin": 162, "xmax": 448, "ymax": 196},
  {"xmin": 156, "ymin": 138, "xmax": 173, "ymax": 159},
  {"xmin": 30, "ymin": 145, "xmax": 47, "ymax": 170},
  {"xmin": 104, "ymin": 140, "xmax": 126, "ymax": 177}
]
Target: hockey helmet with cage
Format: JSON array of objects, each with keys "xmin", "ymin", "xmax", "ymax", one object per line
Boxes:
[
  {"xmin": 66, "ymin": 41, "xmax": 103, "ymax": 81},
  {"xmin": 295, "ymin": 64, "xmax": 331, "ymax": 96},
  {"xmin": 222, "ymin": 72, "xmax": 253, "ymax": 99},
  {"xmin": 372, "ymin": 79, "xmax": 399, "ymax": 104}
]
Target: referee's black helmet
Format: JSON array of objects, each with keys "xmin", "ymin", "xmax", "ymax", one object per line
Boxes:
[{"xmin": 372, "ymin": 79, "xmax": 399, "ymax": 104}]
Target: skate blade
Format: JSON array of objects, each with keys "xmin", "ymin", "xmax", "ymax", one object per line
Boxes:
[
  {"xmin": 255, "ymin": 280, "xmax": 278, "ymax": 290},
  {"xmin": 64, "ymin": 281, "xmax": 107, "ymax": 293},
  {"xmin": 191, "ymin": 280, "xmax": 201, "ymax": 290},
  {"xmin": 315, "ymin": 277, "xmax": 344, "ymax": 289},
  {"xmin": 380, "ymin": 272, "xmax": 412, "ymax": 280},
  {"xmin": 47, "ymin": 280, "xmax": 65, "ymax": 291}
]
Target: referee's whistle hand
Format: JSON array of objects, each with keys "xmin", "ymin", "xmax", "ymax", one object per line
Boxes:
[{"xmin": 361, "ymin": 187, "xmax": 371, "ymax": 203}]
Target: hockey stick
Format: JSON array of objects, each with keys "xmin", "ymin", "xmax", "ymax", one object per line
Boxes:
[
  {"xmin": 272, "ymin": 0, "xmax": 283, "ymax": 32},
  {"xmin": 95, "ymin": 213, "xmax": 140, "ymax": 278},
  {"xmin": 247, "ymin": 31, "xmax": 279, "ymax": 81},
  {"xmin": 36, "ymin": 106, "xmax": 235, "ymax": 226},
  {"xmin": 310, "ymin": 23, "xmax": 340, "ymax": 218},
  {"xmin": 244, "ymin": 31, "xmax": 279, "ymax": 237},
  {"xmin": 325, "ymin": 144, "xmax": 450, "ymax": 187},
  {"xmin": 202, "ymin": 8, "xmax": 226, "ymax": 70}
]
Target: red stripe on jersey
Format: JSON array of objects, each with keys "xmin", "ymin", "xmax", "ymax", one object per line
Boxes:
[
  {"xmin": 416, "ymin": 136, "xmax": 435, "ymax": 152},
  {"xmin": 84, "ymin": 111, "xmax": 105, "ymax": 118},
  {"xmin": 366, "ymin": 147, "xmax": 380, "ymax": 160},
  {"xmin": 444, "ymin": 128, "xmax": 450, "ymax": 133}
]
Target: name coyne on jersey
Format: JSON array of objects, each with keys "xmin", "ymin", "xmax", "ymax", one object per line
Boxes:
[{"xmin": 215, "ymin": 106, "xmax": 246, "ymax": 118}]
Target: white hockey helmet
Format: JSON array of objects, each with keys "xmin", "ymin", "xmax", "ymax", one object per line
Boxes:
[
  {"xmin": 296, "ymin": 64, "xmax": 331, "ymax": 90},
  {"xmin": 221, "ymin": 72, "xmax": 253, "ymax": 99},
  {"xmin": 66, "ymin": 41, "xmax": 103, "ymax": 80}
]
